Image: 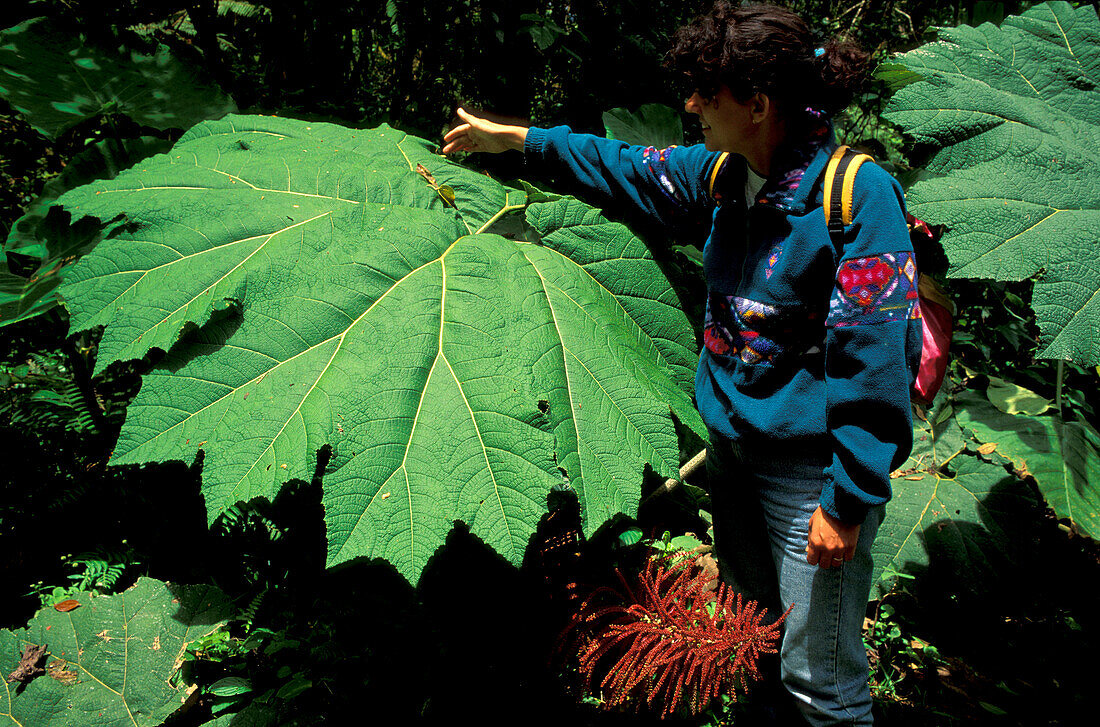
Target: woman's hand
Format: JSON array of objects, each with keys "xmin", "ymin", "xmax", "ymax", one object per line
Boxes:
[
  {"xmin": 442, "ymin": 108, "xmax": 528, "ymax": 155},
  {"xmin": 806, "ymin": 506, "xmax": 860, "ymax": 569}
]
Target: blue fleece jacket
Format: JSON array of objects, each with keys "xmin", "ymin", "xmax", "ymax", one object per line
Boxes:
[{"xmin": 523, "ymin": 124, "xmax": 921, "ymax": 525}]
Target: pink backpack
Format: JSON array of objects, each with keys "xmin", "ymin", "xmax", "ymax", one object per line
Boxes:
[{"xmin": 824, "ymin": 146, "xmax": 953, "ymax": 407}]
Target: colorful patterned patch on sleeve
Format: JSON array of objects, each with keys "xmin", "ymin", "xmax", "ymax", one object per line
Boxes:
[
  {"xmin": 827, "ymin": 252, "xmax": 921, "ymax": 327},
  {"xmin": 642, "ymin": 145, "xmax": 685, "ymax": 207}
]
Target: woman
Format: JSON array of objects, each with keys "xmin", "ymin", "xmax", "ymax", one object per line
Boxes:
[{"xmin": 443, "ymin": 3, "xmax": 921, "ymax": 724}]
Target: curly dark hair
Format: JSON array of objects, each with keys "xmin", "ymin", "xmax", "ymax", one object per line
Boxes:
[{"xmin": 668, "ymin": 2, "xmax": 869, "ymax": 125}]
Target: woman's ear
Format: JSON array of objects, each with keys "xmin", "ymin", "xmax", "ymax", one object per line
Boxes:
[{"xmin": 750, "ymin": 92, "xmax": 771, "ymax": 124}]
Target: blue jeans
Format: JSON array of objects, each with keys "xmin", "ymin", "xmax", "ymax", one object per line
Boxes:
[{"xmin": 707, "ymin": 431, "xmax": 883, "ymax": 726}]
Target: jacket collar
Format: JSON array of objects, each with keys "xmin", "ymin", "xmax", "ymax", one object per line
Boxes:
[{"xmin": 727, "ymin": 122, "xmax": 837, "ymax": 215}]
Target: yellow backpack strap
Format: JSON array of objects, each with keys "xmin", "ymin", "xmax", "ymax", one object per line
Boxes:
[
  {"xmin": 823, "ymin": 146, "xmax": 874, "ymax": 236},
  {"xmin": 708, "ymin": 152, "xmax": 730, "ymax": 200},
  {"xmin": 823, "ymin": 145, "xmax": 848, "ymax": 230}
]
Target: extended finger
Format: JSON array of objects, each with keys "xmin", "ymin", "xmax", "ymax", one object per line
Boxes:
[
  {"xmin": 443, "ymin": 124, "xmax": 471, "ymax": 143},
  {"xmin": 442, "ymin": 135, "xmax": 474, "ymax": 154}
]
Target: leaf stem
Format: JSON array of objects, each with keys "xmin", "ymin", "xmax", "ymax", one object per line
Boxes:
[{"xmin": 476, "ymin": 202, "xmax": 527, "ymax": 234}]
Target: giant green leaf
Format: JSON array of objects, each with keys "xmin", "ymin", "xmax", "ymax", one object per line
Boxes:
[
  {"xmin": 882, "ymin": 1, "xmax": 1100, "ymax": 365},
  {"xmin": 55, "ymin": 115, "xmax": 705, "ymax": 582},
  {"xmin": 954, "ymin": 389, "xmax": 1100, "ymax": 538},
  {"xmin": 0, "ymin": 17, "xmax": 234, "ymax": 139},
  {"xmin": 0, "ymin": 578, "xmax": 229, "ymax": 726},
  {"xmin": 873, "ymin": 452, "xmax": 1037, "ymax": 598}
]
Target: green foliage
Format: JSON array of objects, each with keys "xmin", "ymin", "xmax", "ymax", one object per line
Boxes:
[
  {"xmin": 0, "ymin": 577, "xmax": 230, "ymax": 726},
  {"xmin": 0, "ymin": 16, "xmax": 234, "ymax": 139},
  {"xmin": 955, "ymin": 386, "xmax": 1100, "ymax": 539},
  {"xmin": 602, "ymin": 103, "xmax": 684, "ymax": 149},
  {"xmin": 0, "ymin": 345, "xmax": 100, "ymax": 435},
  {"xmin": 1, "ymin": 4, "xmax": 1098, "ymax": 724},
  {"xmin": 54, "ymin": 114, "xmax": 704, "ymax": 582},
  {"xmin": 863, "ymin": 600, "xmax": 946, "ymax": 701},
  {"xmin": 882, "ymin": 1, "xmax": 1100, "ymax": 365},
  {"xmin": 872, "ymin": 367, "xmax": 1100, "ymax": 595},
  {"xmin": 26, "ymin": 546, "xmax": 141, "ymax": 608},
  {"xmin": 1, "ymin": 136, "xmax": 173, "ymax": 328},
  {"xmin": 873, "ymin": 445, "xmax": 1039, "ymax": 599}
]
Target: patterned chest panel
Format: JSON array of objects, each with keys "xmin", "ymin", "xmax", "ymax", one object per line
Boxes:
[
  {"xmin": 765, "ymin": 241, "xmax": 784, "ymax": 279},
  {"xmin": 827, "ymin": 252, "xmax": 922, "ymax": 327},
  {"xmin": 703, "ymin": 294, "xmax": 822, "ymax": 364}
]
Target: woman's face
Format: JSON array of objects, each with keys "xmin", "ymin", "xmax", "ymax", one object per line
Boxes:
[{"xmin": 684, "ymin": 86, "xmax": 764, "ymax": 155}]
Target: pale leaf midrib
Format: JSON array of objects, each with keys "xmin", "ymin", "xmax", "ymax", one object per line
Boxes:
[
  {"xmin": 523, "ymin": 250, "xmax": 584, "ymax": 502},
  {"xmin": 531, "ymin": 237, "xmax": 676, "ymax": 377}
]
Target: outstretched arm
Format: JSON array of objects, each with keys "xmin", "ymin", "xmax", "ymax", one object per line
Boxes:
[{"xmin": 444, "ymin": 108, "xmax": 727, "ymax": 236}]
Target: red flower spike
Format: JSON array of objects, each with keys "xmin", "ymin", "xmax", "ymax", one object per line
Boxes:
[{"xmin": 562, "ymin": 555, "xmax": 791, "ymax": 718}]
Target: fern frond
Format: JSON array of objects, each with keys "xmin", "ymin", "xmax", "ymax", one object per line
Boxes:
[
  {"xmin": 59, "ymin": 378, "xmax": 97, "ymax": 433},
  {"xmin": 65, "ymin": 547, "xmax": 140, "ymax": 593},
  {"xmin": 239, "ymin": 588, "xmax": 266, "ymax": 626}
]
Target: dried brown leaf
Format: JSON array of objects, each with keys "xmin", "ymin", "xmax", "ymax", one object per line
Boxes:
[{"xmin": 6, "ymin": 643, "xmax": 47, "ymax": 684}]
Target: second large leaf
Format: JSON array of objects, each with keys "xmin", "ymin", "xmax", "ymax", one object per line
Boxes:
[
  {"xmin": 882, "ymin": 1, "xmax": 1100, "ymax": 364},
  {"xmin": 0, "ymin": 17, "xmax": 234, "ymax": 139},
  {"xmin": 56, "ymin": 115, "xmax": 704, "ymax": 582}
]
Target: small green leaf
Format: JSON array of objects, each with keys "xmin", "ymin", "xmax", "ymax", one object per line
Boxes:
[
  {"xmin": 618, "ymin": 527, "xmax": 643, "ymax": 546},
  {"xmin": 669, "ymin": 534, "xmax": 702, "ymax": 551},
  {"xmin": 209, "ymin": 677, "xmax": 253, "ymax": 698},
  {"xmin": 671, "ymin": 244, "xmax": 704, "ymax": 267},
  {"xmin": 275, "ymin": 676, "xmax": 312, "ymax": 701},
  {"xmin": 985, "ymin": 376, "xmax": 1051, "ymax": 415}
]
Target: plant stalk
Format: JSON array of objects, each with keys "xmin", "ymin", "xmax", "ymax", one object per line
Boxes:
[
  {"xmin": 64, "ymin": 331, "xmax": 106, "ymax": 435},
  {"xmin": 642, "ymin": 449, "xmax": 707, "ymax": 505},
  {"xmin": 1055, "ymin": 359, "xmax": 1064, "ymax": 416}
]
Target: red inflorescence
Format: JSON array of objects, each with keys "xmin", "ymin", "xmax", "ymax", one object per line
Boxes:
[{"xmin": 563, "ymin": 554, "xmax": 791, "ymax": 718}]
